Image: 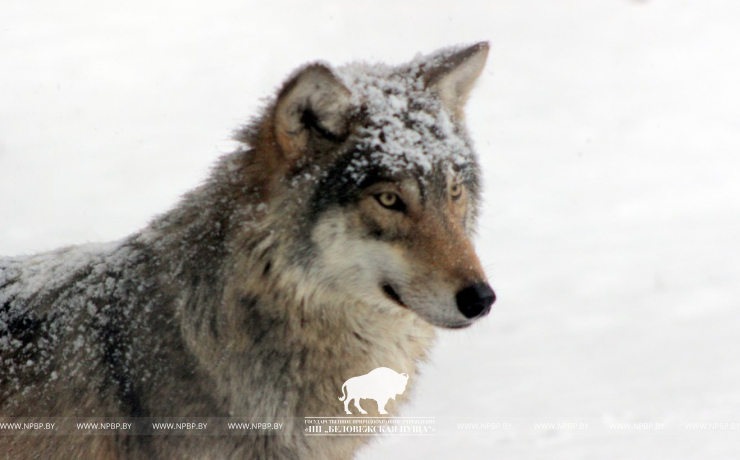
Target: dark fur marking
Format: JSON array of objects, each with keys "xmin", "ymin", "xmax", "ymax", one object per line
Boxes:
[
  {"xmin": 209, "ymin": 309, "xmax": 219, "ymax": 340},
  {"xmin": 100, "ymin": 311, "xmax": 145, "ymax": 419},
  {"xmin": 305, "ymin": 146, "xmax": 406, "ymax": 226},
  {"xmin": 415, "ymin": 175, "xmax": 427, "ymax": 206},
  {"xmin": 361, "ymin": 216, "xmax": 385, "ymax": 240},
  {"xmin": 239, "ymin": 296, "xmax": 281, "ymax": 345},
  {"xmin": 240, "ymin": 296, "xmax": 258, "ymax": 310},
  {"xmin": 186, "ymin": 274, "xmax": 203, "ymax": 312},
  {"xmin": 352, "ymin": 331, "xmax": 371, "ymax": 346},
  {"xmin": 0, "ymin": 303, "xmax": 44, "ymax": 370},
  {"xmin": 5, "ymin": 312, "xmax": 42, "ymax": 347}
]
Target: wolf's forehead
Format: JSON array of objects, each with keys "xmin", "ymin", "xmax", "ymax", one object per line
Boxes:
[{"xmin": 336, "ymin": 64, "xmax": 475, "ymax": 181}]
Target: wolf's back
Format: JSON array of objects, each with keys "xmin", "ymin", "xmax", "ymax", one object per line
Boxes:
[{"xmin": 0, "ymin": 241, "xmax": 157, "ymax": 413}]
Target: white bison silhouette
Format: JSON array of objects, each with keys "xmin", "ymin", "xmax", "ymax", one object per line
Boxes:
[{"xmin": 338, "ymin": 367, "xmax": 409, "ymax": 415}]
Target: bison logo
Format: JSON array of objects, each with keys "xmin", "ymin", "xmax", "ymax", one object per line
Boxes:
[{"xmin": 338, "ymin": 367, "xmax": 409, "ymax": 415}]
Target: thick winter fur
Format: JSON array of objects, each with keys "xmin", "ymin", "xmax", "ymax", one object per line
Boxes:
[{"xmin": 0, "ymin": 43, "xmax": 491, "ymax": 459}]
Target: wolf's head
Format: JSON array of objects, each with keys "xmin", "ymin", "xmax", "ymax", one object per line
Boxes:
[{"xmin": 236, "ymin": 43, "xmax": 494, "ymax": 329}]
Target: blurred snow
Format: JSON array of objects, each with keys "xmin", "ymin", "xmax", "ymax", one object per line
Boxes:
[{"xmin": 2, "ymin": 0, "xmax": 739, "ymax": 458}]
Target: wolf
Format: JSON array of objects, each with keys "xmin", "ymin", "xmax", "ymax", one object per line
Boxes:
[{"xmin": 0, "ymin": 42, "xmax": 494, "ymax": 459}]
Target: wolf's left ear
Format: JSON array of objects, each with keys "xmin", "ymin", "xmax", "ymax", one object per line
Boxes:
[
  {"xmin": 274, "ymin": 64, "xmax": 351, "ymax": 161},
  {"xmin": 424, "ymin": 42, "xmax": 489, "ymax": 117}
]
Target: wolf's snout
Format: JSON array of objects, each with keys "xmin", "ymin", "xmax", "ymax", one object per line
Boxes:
[{"xmin": 455, "ymin": 283, "xmax": 495, "ymax": 319}]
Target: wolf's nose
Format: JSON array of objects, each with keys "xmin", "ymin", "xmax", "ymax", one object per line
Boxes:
[{"xmin": 456, "ymin": 283, "xmax": 496, "ymax": 319}]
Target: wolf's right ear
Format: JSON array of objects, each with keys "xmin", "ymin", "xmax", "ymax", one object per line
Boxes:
[{"xmin": 274, "ymin": 64, "xmax": 351, "ymax": 161}]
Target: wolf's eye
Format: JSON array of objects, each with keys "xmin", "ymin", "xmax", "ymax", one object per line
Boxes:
[
  {"xmin": 450, "ymin": 183, "xmax": 464, "ymax": 200},
  {"xmin": 374, "ymin": 192, "xmax": 406, "ymax": 212}
]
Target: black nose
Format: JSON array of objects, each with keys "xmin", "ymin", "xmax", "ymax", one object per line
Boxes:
[{"xmin": 456, "ymin": 283, "xmax": 496, "ymax": 319}]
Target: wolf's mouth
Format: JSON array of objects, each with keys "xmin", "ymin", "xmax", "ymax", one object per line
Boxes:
[{"xmin": 382, "ymin": 284, "xmax": 407, "ymax": 308}]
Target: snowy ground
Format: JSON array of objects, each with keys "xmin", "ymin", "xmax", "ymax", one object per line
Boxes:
[{"xmin": 2, "ymin": 1, "xmax": 740, "ymax": 458}]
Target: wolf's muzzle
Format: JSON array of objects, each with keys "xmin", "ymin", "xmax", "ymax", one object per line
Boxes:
[{"xmin": 455, "ymin": 283, "xmax": 495, "ymax": 319}]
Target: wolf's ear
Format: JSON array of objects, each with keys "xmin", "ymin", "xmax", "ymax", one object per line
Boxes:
[
  {"xmin": 424, "ymin": 42, "xmax": 489, "ymax": 117},
  {"xmin": 274, "ymin": 64, "xmax": 351, "ymax": 161}
]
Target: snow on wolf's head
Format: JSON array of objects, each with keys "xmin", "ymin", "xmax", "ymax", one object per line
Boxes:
[{"xmin": 235, "ymin": 43, "xmax": 494, "ymax": 329}]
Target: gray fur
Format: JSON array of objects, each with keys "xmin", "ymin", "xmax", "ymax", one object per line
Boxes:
[{"xmin": 0, "ymin": 42, "xmax": 490, "ymax": 459}]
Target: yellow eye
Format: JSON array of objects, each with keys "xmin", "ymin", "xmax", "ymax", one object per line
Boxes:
[
  {"xmin": 450, "ymin": 183, "xmax": 463, "ymax": 200},
  {"xmin": 373, "ymin": 191, "xmax": 406, "ymax": 212},
  {"xmin": 377, "ymin": 192, "xmax": 398, "ymax": 208}
]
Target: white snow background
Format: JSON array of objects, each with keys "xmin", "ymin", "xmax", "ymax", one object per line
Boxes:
[{"xmin": 2, "ymin": 1, "xmax": 739, "ymax": 458}]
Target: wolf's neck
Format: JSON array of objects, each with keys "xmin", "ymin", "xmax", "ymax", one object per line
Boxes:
[
  {"xmin": 219, "ymin": 291, "xmax": 437, "ymax": 417},
  {"xmin": 136, "ymin": 164, "xmax": 438, "ymax": 417},
  {"xmin": 176, "ymin": 243, "xmax": 437, "ymax": 416}
]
